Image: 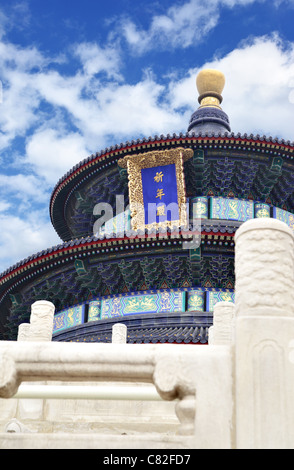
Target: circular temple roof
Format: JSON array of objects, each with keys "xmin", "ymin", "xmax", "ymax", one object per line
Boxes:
[
  {"xmin": 49, "ymin": 132, "xmax": 294, "ymax": 241},
  {"xmin": 1, "ymin": 70, "xmax": 294, "ymax": 341}
]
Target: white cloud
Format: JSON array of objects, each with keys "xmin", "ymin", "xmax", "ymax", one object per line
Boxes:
[
  {"xmin": 0, "ymin": 73, "xmax": 38, "ymax": 148},
  {"xmin": 25, "ymin": 128, "xmax": 90, "ymax": 184},
  {"xmin": 0, "ymin": 40, "xmax": 60, "ymax": 150},
  {"xmin": 74, "ymin": 42, "xmax": 122, "ymax": 80},
  {"xmin": 0, "ymin": 201, "xmax": 10, "ymax": 213},
  {"xmin": 272, "ymin": 0, "xmax": 294, "ymax": 6},
  {"xmin": 169, "ymin": 34, "xmax": 294, "ymax": 140},
  {"xmin": 0, "ymin": 34, "xmax": 185, "ymax": 187},
  {"xmin": 117, "ymin": 0, "xmax": 269, "ymax": 54},
  {"xmin": 0, "ymin": 173, "xmax": 49, "ymax": 204},
  {"xmin": 29, "ymin": 66, "xmax": 184, "ymax": 154},
  {"xmin": 119, "ymin": 0, "xmax": 220, "ymax": 53},
  {"xmin": 0, "ymin": 211, "xmax": 61, "ymax": 272},
  {"xmin": 87, "ymin": 75, "xmax": 184, "ymax": 141},
  {"xmin": 215, "ymin": 35, "xmax": 294, "ymax": 139}
]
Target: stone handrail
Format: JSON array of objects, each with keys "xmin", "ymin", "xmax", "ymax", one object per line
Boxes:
[{"xmin": 0, "ymin": 339, "xmax": 232, "ymax": 442}]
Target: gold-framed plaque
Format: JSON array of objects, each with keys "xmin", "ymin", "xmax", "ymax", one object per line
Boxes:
[{"xmin": 118, "ymin": 147, "xmax": 193, "ymax": 231}]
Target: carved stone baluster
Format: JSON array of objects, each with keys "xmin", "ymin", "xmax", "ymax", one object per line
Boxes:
[
  {"xmin": 112, "ymin": 323, "xmax": 127, "ymax": 344},
  {"xmin": 27, "ymin": 300, "xmax": 55, "ymax": 342},
  {"xmin": 209, "ymin": 301, "xmax": 235, "ymax": 345},
  {"xmin": 17, "ymin": 323, "xmax": 31, "ymax": 342}
]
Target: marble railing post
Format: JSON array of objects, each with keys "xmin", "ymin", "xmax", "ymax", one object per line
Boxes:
[
  {"xmin": 15, "ymin": 300, "xmax": 54, "ymax": 426},
  {"xmin": 208, "ymin": 301, "xmax": 235, "ymax": 345},
  {"xmin": 17, "ymin": 324, "xmax": 31, "ymax": 342},
  {"xmin": 112, "ymin": 323, "xmax": 127, "ymax": 344},
  {"xmin": 234, "ymin": 218, "xmax": 294, "ymax": 449},
  {"xmin": 27, "ymin": 300, "xmax": 55, "ymax": 342}
]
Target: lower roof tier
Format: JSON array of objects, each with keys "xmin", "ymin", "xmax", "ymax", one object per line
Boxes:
[
  {"xmin": 1, "ymin": 196, "xmax": 293, "ymax": 340},
  {"xmin": 0, "ymin": 227, "xmax": 235, "ymax": 340}
]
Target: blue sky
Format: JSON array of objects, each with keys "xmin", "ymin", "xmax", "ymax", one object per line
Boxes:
[{"xmin": 0, "ymin": 0, "xmax": 294, "ymax": 273}]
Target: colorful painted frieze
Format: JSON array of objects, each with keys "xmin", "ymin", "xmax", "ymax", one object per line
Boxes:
[
  {"xmin": 101, "ymin": 290, "xmax": 186, "ymax": 319},
  {"xmin": 206, "ymin": 290, "xmax": 235, "ymax": 311},
  {"xmin": 87, "ymin": 300, "xmax": 102, "ymax": 322},
  {"xmin": 210, "ymin": 197, "xmax": 254, "ymax": 222},
  {"xmin": 273, "ymin": 207, "xmax": 294, "ymax": 231},
  {"xmin": 187, "ymin": 289, "xmax": 205, "ymax": 311},
  {"xmin": 254, "ymin": 203, "xmax": 270, "ymax": 218},
  {"xmin": 53, "ymin": 304, "xmax": 85, "ymax": 333}
]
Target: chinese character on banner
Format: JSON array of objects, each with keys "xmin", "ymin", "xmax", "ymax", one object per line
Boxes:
[
  {"xmin": 154, "ymin": 171, "xmax": 164, "ymax": 183},
  {"xmin": 157, "ymin": 205, "xmax": 166, "ymax": 216},
  {"xmin": 156, "ymin": 188, "xmax": 165, "ymax": 200}
]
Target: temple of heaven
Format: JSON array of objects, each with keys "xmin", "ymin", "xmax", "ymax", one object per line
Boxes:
[{"xmin": 0, "ymin": 69, "xmax": 293, "ymax": 344}]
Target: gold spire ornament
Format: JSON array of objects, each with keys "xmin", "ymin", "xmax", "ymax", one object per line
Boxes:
[{"xmin": 196, "ymin": 69, "xmax": 226, "ymax": 109}]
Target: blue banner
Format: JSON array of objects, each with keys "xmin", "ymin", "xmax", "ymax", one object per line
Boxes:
[
  {"xmin": 210, "ymin": 197, "xmax": 254, "ymax": 222},
  {"xmin": 141, "ymin": 164, "xmax": 179, "ymax": 225}
]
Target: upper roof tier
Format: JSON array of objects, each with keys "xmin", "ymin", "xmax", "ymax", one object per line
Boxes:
[{"xmin": 49, "ymin": 70, "xmax": 294, "ymax": 241}]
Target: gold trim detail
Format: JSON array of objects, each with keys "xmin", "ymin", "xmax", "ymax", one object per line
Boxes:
[{"xmin": 118, "ymin": 148, "xmax": 193, "ymax": 231}]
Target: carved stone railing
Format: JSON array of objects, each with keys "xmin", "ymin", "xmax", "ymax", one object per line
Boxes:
[{"xmin": 0, "ymin": 338, "xmax": 232, "ymax": 444}]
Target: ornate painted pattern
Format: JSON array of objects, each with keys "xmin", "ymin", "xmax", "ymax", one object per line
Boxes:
[
  {"xmin": 210, "ymin": 197, "xmax": 254, "ymax": 222},
  {"xmin": 187, "ymin": 289, "xmax": 205, "ymax": 311},
  {"xmin": 88, "ymin": 300, "xmax": 101, "ymax": 322},
  {"xmin": 101, "ymin": 290, "xmax": 186, "ymax": 319},
  {"xmin": 190, "ymin": 197, "xmax": 208, "ymax": 219},
  {"xmin": 206, "ymin": 290, "xmax": 235, "ymax": 311},
  {"xmin": 50, "ymin": 287, "xmax": 239, "ymax": 337},
  {"xmin": 273, "ymin": 207, "xmax": 294, "ymax": 231},
  {"xmin": 53, "ymin": 305, "xmax": 85, "ymax": 333},
  {"xmin": 254, "ymin": 203, "xmax": 271, "ymax": 218}
]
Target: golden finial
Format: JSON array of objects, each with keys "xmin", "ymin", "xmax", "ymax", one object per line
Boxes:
[{"xmin": 196, "ymin": 69, "xmax": 225, "ymax": 109}]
